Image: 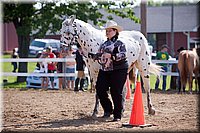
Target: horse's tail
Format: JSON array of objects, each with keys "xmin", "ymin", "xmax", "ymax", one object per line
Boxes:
[
  {"xmin": 149, "ymin": 63, "xmax": 163, "ymax": 77},
  {"xmin": 183, "ymin": 53, "xmax": 188, "ymax": 85},
  {"xmin": 128, "ymin": 66, "xmax": 137, "ymax": 84},
  {"xmin": 129, "ymin": 30, "xmax": 163, "ymax": 77},
  {"xmin": 179, "ymin": 52, "xmax": 188, "ymax": 85}
]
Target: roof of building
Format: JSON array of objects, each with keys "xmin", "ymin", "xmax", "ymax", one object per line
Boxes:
[{"xmin": 92, "ymin": 4, "xmax": 199, "ymax": 33}]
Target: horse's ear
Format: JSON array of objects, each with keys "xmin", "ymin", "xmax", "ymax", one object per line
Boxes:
[{"xmin": 69, "ymin": 15, "xmax": 76, "ymax": 24}]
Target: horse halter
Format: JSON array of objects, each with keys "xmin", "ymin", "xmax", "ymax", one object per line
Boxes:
[{"xmin": 63, "ymin": 23, "xmax": 79, "ymax": 47}]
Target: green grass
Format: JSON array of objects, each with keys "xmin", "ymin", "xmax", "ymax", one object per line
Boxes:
[{"xmin": 2, "ymin": 54, "xmax": 36, "ymax": 88}]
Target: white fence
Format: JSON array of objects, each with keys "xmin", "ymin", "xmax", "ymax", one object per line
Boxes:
[
  {"xmin": 152, "ymin": 59, "xmax": 179, "ymax": 76},
  {"xmin": 1, "ymin": 58, "xmax": 179, "ymax": 77}
]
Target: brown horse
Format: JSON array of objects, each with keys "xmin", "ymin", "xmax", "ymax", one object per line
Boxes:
[{"xmin": 178, "ymin": 48, "xmax": 200, "ymax": 93}]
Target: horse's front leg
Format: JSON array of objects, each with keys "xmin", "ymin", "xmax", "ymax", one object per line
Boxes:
[
  {"xmin": 90, "ymin": 74, "xmax": 100, "ymax": 117},
  {"xmin": 92, "ymin": 93, "xmax": 100, "ymax": 117},
  {"xmin": 142, "ymin": 75, "xmax": 155, "ymax": 115}
]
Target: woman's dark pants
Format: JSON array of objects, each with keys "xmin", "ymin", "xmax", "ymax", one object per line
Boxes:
[{"xmin": 96, "ymin": 68, "xmax": 128, "ymax": 119}]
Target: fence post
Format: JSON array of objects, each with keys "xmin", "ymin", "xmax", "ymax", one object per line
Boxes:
[
  {"xmin": 170, "ymin": 63, "xmax": 177, "ymax": 90},
  {"xmin": 62, "ymin": 57, "xmax": 66, "ymax": 89}
]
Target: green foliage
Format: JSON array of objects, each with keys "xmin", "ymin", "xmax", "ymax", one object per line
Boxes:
[
  {"xmin": 3, "ymin": 1, "xmax": 140, "ymax": 39},
  {"xmin": 3, "ymin": 3, "xmax": 35, "ymax": 36},
  {"xmin": 96, "ymin": 1, "xmax": 140, "ymax": 25},
  {"xmin": 2, "ymin": 1, "xmax": 140, "ymax": 82}
]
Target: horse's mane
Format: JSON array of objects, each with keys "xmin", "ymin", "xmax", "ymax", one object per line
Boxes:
[
  {"xmin": 74, "ymin": 19, "xmax": 105, "ymax": 42},
  {"xmin": 75, "ymin": 19, "xmax": 101, "ymax": 32}
]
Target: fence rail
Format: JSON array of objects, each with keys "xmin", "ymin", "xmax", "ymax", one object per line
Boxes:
[{"xmin": 1, "ymin": 58, "xmax": 179, "ymax": 77}]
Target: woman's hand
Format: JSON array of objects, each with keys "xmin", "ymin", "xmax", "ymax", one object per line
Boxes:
[{"xmin": 102, "ymin": 53, "xmax": 111, "ymax": 58}]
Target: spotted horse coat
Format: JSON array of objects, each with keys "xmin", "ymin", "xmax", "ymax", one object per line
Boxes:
[{"xmin": 60, "ymin": 15, "xmax": 162, "ymax": 116}]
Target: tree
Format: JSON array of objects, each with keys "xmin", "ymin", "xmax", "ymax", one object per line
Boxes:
[
  {"xmin": 3, "ymin": 3, "xmax": 35, "ymax": 82},
  {"xmin": 3, "ymin": 1, "xmax": 140, "ymax": 82},
  {"xmin": 3, "ymin": 1, "xmax": 105, "ymax": 82}
]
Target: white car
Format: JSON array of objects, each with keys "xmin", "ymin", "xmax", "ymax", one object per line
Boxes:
[
  {"xmin": 26, "ymin": 67, "xmax": 59, "ymax": 89},
  {"xmin": 26, "ymin": 66, "xmax": 90, "ymax": 90},
  {"xmin": 29, "ymin": 39, "xmax": 61, "ymax": 57}
]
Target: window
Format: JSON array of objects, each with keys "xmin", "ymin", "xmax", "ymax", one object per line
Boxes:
[{"xmin": 31, "ymin": 41, "xmax": 45, "ymax": 48}]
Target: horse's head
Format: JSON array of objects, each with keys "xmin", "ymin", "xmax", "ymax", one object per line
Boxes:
[{"xmin": 60, "ymin": 15, "xmax": 78, "ymax": 48}]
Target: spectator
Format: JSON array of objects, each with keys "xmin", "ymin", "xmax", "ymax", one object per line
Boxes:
[
  {"xmin": 40, "ymin": 52, "xmax": 49, "ymax": 89},
  {"xmin": 65, "ymin": 47, "xmax": 76, "ymax": 90},
  {"xmin": 91, "ymin": 20, "xmax": 128, "ymax": 122},
  {"xmin": 11, "ymin": 48, "xmax": 18, "ymax": 72},
  {"xmin": 46, "ymin": 46, "xmax": 56, "ymax": 89},
  {"xmin": 155, "ymin": 44, "xmax": 169, "ymax": 91},
  {"xmin": 74, "ymin": 44, "xmax": 86, "ymax": 92},
  {"xmin": 36, "ymin": 51, "xmax": 42, "ymax": 70},
  {"xmin": 54, "ymin": 51, "xmax": 64, "ymax": 90}
]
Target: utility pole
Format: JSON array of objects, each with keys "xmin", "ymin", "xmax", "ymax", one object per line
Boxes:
[
  {"xmin": 141, "ymin": 0, "xmax": 147, "ymax": 37},
  {"xmin": 140, "ymin": 0, "xmax": 147, "ymax": 92},
  {"xmin": 170, "ymin": 0, "xmax": 176, "ymax": 90},
  {"xmin": 170, "ymin": 0, "xmax": 175, "ymax": 57}
]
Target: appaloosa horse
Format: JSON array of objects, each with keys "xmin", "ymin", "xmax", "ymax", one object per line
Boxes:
[
  {"xmin": 178, "ymin": 48, "xmax": 200, "ymax": 93},
  {"xmin": 60, "ymin": 15, "xmax": 162, "ymax": 116}
]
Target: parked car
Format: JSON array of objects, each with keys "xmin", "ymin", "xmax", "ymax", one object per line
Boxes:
[
  {"xmin": 26, "ymin": 66, "xmax": 90, "ymax": 90},
  {"xmin": 26, "ymin": 67, "xmax": 59, "ymax": 89},
  {"xmin": 29, "ymin": 39, "xmax": 60, "ymax": 57}
]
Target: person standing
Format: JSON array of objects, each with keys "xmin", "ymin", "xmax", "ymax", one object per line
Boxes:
[
  {"xmin": 65, "ymin": 47, "xmax": 76, "ymax": 90},
  {"xmin": 91, "ymin": 20, "xmax": 128, "ymax": 122},
  {"xmin": 11, "ymin": 48, "xmax": 18, "ymax": 72},
  {"xmin": 155, "ymin": 45, "xmax": 169, "ymax": 91},
  {"xmin": 46, "ymin": 46, "xmax": 56, "ymax": 89},
  {"xmin": 40, "ymin": 52, "xmax": 49, "ymax": 89},
  {"xmin": 74, "ymin": 44, "xmax": 86, "ymax": 92},
  {"xmin": 54, "ymin": 51, "xmax": 64, "ymax": 90}
]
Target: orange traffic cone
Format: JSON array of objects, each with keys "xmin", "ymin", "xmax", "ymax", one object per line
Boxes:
[
  {"xmin": 126, "ymin": 75, "xmax": 131, "ymax": 100},
  {"xmin": 122, "ymin": 80, "xmax": 152, "ymax": 128},
  {"xmin": 129, "ymin": 81, "xmax": 144, "ymax": 125}
]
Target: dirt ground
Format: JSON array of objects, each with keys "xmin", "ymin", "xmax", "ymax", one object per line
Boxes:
[{"xmin": 1, "ymin": 89, "xmax": 199, "ymax": 133}]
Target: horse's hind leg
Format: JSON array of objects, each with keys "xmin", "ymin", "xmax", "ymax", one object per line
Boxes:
[
  {"xmin": 121, "ymin": 85, "xmax": 126, "ymax": 116},
  {"xmin": 189, "ymin": 73, "xmax": 193, "ymax": 94},
  {"xmin": 135, "ymin": 62, "xmax": 155, "ymax": 115},
  {"xmin": 142, "ymin": 75, "xmax": 155, "ymax": 115}
]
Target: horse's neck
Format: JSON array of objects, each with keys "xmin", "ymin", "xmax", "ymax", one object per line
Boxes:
[{"xmin": 75, "ymin": 19, "xmax": 105, "ymax": 54}]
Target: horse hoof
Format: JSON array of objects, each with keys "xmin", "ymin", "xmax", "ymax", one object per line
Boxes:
[
  {"xmin": 92, "ymin": 111, "xmax": 98, "ymax": 118},
  {"xmin": 92, "ymin": 114, "xmax": 97, "ymax": 118},
  {"xmin": 148, "ymin": 108, "xmax": 155, "ymax": 115}
]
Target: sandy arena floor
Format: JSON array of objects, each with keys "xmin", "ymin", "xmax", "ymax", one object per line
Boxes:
[{"xmin": 1, "ymin": 89, "xmax": 199, "ymax": 132}]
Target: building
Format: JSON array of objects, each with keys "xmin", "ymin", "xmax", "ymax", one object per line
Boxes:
[{"xmin": 97, "ymin": 4, "xmax": 199, "ymax": 56}]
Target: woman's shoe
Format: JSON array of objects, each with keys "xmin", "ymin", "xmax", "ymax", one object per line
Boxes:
[
  {"xmin": 112, "ymin": 118, "xmax": 121, "ymax": 122},
  {"xmin": 101, "ymin": 112, "xmax": 111, "ymax": 118}
]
